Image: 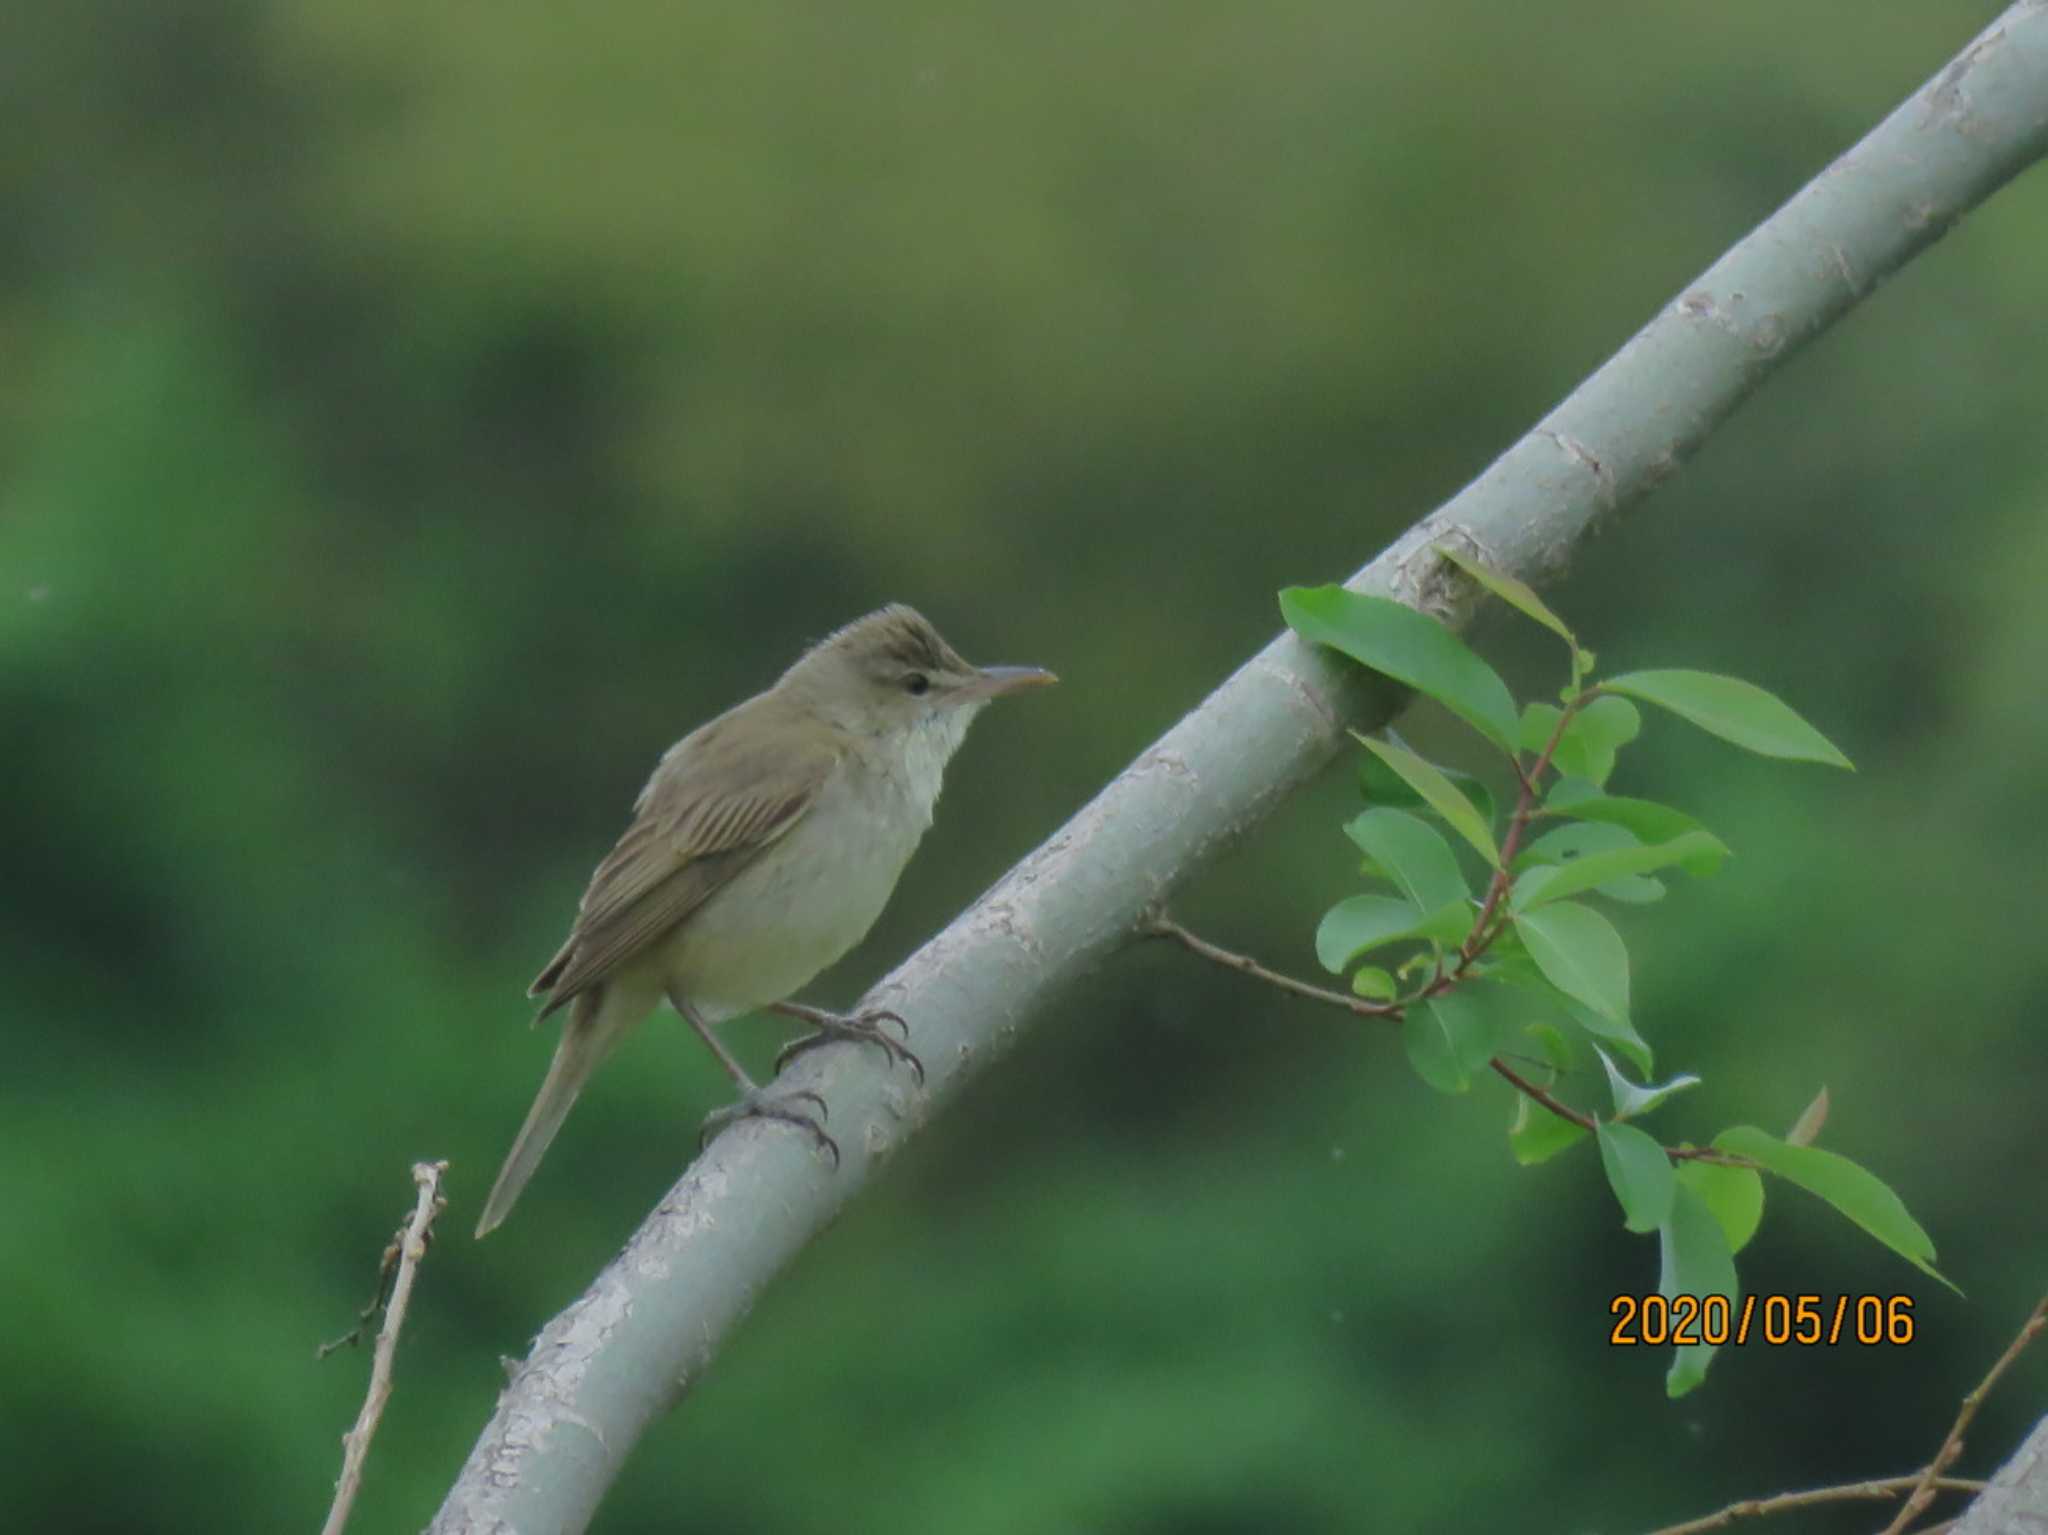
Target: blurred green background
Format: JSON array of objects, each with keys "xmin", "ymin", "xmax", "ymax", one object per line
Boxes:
[{"xmin": 7, "ymin": 0, "xmax": 2046, "ymax": 1530}]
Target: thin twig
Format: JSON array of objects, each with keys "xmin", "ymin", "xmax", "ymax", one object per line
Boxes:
[
  {"xmin": 319, "ymin": 1240, "xmax": 405, "ymax": 1360},
  {"xmin": 1152, "ymin": 912, "xmax": 1748, "ymax": 1167},
  {"xmin": 1875, "ymin": 1290, "xmax": 2048, "ymax": 1535},
  {"xmin": 321, "ymin": 1160, "xmax": 449, "ymax": 1535},
  {"xmin": 1489, "ymin": 1056, "xmax": 1596, "ymax": 1130},
  {"xmin": 1488, "ymin": 1058, "xmax": 1745, "ymax": 1166},
  {"xmin": 1452, "ymin": 690, "xmax": 1586, "ymax": 974},
  {"xmin": 1642, "ymin": 1474, "xmax": 1987, "ymax": 1535},
  {"xmin": 1145, "ymin": 914, "xmax": 1399, "ymax": 1019}
]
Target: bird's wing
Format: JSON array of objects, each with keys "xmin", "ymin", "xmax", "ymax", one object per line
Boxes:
[{"xmin": 530, "ymin": 712, "xmax": 837, "ymax": 1015}]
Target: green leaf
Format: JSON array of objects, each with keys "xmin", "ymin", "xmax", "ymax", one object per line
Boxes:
[
  {"xmin": 1659, "ymin": 1184, "xmax": 1738, "ymax": 1397},
  {"xmin": 1597, "ymin": 1121, "xmax": 1675, "ymax": 1233},
  {"xmin": 1314, "ymin": 895, "xmax": 1423, "ymax": 975},
  {"xmin": 1713, "ymin": 1127, "xmax": 1947, "ymax": 1285},
  {"xmin": 1355, "ymin": 735, "xmax": 1500, "ymax": 867},
  {"xmin": 1593, "ymin": 1045, "xmax": 1700, "ymax": 1121},
  {"xmin": 1596, "ymin": 874, "xmax": 1666, "ymax": 905},
  {"xmin": 1603, "ymin": 671, "xmax": 1853, "ymax": 769},
  {"xmin": 1519, "ymin": 701, "xmax": 1566, "ymax": 756},
  {"xmin": 1555, "ymin": 696, "xmax": 1641, "ymax": 784},
  {"xmin": 1345, "ymin": 809, "xmax": 1470, "ymax": 913},
  {"xmin": 1476, "ymin": 922, "xmax": 1532, "ymax": 967},
  {"xmin": 1513, "ymin": 827, "xmax": 1669, "ymax": 904},
  {"xmin": 1488, "ymin": 960, "xmax": 1653, "ymax": 1074},
  {"xmin": 1314, "ymin": 896, "xmax": 1469, "ymax": 975},
  {"xmin": 1510, "ymin": 831, "xmax": 1730, "ymax": 912},
  {"xmin": 1404, "ymin": 989, "xmax": 1502, "ymax": 1094},
  {"xmin": 1360, "ymin": 743, "xmax": 1499, "ymax": 833},
  {"xmin": 1513, "ymin": 900, "xmax": 1629, "ymax": 1023},
  {"xmin": 1517, "ymin": 817, "xmax": 1726, "ymax": 895},
  {"xmin": 1514, "ymin": 821, "xmax": 1637, "ymax": 872},
  {"xmin": 1434, "ymin": 544, "xmax": 1577, "ymax": 649},
  {"xmin": 1545, "ymin": 782, "xmax": 1723, "ymax": 866},
  {"xmin": 1676, "ymin": 1160, "xmax": 1764, "ymax": 1255},
  {"xmin": 1523, "ymin": 1021, "xmax": 1575, "ymax": 1075},
  {"xmin": 1562, "ymin": 997, "xmax": 1653, "ymax": 1077},
  {"xmin": 1416, "ymin": 899, "xmax": 1478, "ymax": 947},
  {"xmin": 1282, "ymin": 586, "xmax": 1520, "ymax": 751},
  {"xmin": 1350, "ymin": 966, "xmax": 1397, "ymax": 1001},
  {"xmin": 1509, "ymin": 1096, "xmax": 1589, "ymax": 1165},
  {"xmin": 1519, "ymin": 698, "xmax": 1640, "ymax": 784}
]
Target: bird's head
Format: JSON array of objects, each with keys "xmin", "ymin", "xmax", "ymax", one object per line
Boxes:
[{"xmin": 783, "ymin": 604, "xmax": 1056, "ymax": 753}]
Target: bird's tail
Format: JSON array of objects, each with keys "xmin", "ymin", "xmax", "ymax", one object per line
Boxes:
[{"xmin": 475, "ymin": 989, "xmax": 632, "ymax": 1239}]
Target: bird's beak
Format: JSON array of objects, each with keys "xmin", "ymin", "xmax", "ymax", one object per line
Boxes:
[{"xmin": 966, "ymin": 664, "xmax": 1059, "ymax": 700}]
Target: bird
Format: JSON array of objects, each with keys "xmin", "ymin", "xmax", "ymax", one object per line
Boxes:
[{"xmin": 474, "ymin": 604, "xmax": 1055, "ymax": 1237}]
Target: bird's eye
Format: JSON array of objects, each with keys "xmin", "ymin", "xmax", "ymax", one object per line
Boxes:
[{"xmin": 904, "ymin": 672, "xmax": 931, "ymax": 697}]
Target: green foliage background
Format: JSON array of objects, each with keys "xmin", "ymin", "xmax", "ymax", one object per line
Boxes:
[{"xmin": 6, "ymin": 1, "xmax": 2046, "ymax": 1529}]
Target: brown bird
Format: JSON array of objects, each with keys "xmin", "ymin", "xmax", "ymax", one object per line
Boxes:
[{"xmin": 475, "ymin": 605, "xmax": 1055, "ymax": 1237}]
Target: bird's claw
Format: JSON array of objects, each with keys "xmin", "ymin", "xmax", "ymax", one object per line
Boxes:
[
  {"xmin": 774, "ymin": 1007, "xmax": 925, "ymax": 1084},
  {"xmin": 866, "ymin": 1008, "xmax": 912, "ymax": 1043},
  {"xmin": 698, "ymin": 1087, "xmax": 840, "ymax": 1167}
]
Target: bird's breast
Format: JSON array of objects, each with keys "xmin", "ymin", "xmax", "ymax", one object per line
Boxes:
[{"xmin": 663, "ymin": 756, "xmax": 935, "ymax": 1019}]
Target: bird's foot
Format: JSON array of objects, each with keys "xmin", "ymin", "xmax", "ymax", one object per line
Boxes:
[
  {"xmin": 698, "ymin": 1086, "xmax": 840, "ymax": 1167},
  {"xmin": 771, "ymin": 1002, "xmax": 924, "ymax": 1084}
]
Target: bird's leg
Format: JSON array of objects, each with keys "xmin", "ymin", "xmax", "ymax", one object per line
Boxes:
[
  {"xmin": 770, "ymin": 1000, "xmax": 925, "ymax": 1084},
  {"xmin": 678, "ymin": 998, "xmax": 839, "ymax": 1166}
]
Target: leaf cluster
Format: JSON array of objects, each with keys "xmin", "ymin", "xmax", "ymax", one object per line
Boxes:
[{"xmin": 1282, "ymin": 555, "xmax": 1937, "ymax": 1395}]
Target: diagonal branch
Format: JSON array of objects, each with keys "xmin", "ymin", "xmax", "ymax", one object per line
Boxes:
[{"xmin": 432, "ymin": 8, "xmax": 2048, "ymax": 1530}]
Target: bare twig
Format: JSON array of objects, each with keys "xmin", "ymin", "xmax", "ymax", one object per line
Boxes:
[
  {"xmin": 321, "ymin": 1160, "xmax": 449, "ymax": 1535},
  {"xmin": 1489, "ymin": 1055, "xmax": 1596, "ymax": 1131},
  {"xmin": 1876, "ymin": 1290, "xmax": 2048, "ymax": 1535},
  {"xmin": 1152, "ymin": 912, "xmax": 1746, "ymax": 1166},
  {"xmin": 1145, "ymin": 914, "xmax": 1399, "ymax": 1019},
  {"xmin": 319, "ymin": 1236, "xmax": 406, "ymax": 1360},
  {"xmin": 1642, "ymin": 1474, "xmax": 1986, "ymax": 1535}
]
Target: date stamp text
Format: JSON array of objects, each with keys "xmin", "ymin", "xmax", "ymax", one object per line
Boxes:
[{"xmin": 1609, "ymin": 1294, "xmax": 1915, "ymax": 1347}]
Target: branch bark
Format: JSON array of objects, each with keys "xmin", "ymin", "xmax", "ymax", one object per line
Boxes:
[
  {"xmin": 433, "ymin": 6, "xmax": 2048, "ymax": 1529},
  {"xmin": 1952, "ymin": 1412, "xmax": 2048, "ymax": 1535},
  {"xmin": 1894, "ymin": 1293, "xmax": 2048, "ymax": 1534}
]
